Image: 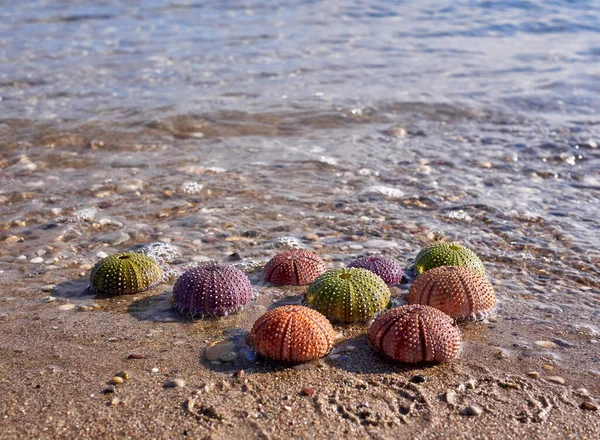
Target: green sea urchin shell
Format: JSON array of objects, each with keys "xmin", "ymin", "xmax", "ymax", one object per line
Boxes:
[
  {"xmin": 414, "ymin": 242, "xmax": 484, "ymax": 275},
  {"xmin": 304, "ymin": 268, "xmax": 391, "ymax": 323},
  {"xmin": 90, "ymin": 252, "xmax": 163, "ymax": 295}
]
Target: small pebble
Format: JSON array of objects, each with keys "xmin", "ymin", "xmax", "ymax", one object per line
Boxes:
[
  {"xmin": 542, "ymin": 365, "xmax": 554, "ymax": 370},
  {"xmin": 205, "ymin": 342, "xmax": 236, "ymax": 361},
  {"xmin": 552, "ymin": 338, "xmax": 575, "ymax": 348},
  {"xmin": 128, "ymin": 354, "xmax": 145, "ymax": 359},
  {"xmin": 464, "ymin": 405, "xmax": 483, "ymax": 416},
  {"xmin": 107, "ymin": 337, "xmax": 119, "ymax": 342},
  {"xmin": 574, "ymin": 388, "xmax": 589, "ymax": 397},
  {"xmin": 77, "ymin": 305, "xmax": 94, "ymax": 312},
  {"xmin": 302, "ymin": 387, "xmax": 315, "ymax": 397},
  {"xmin": 41, "ymin": 285, "xmax": 56, "ymax": 292},
  {"xmin": 527, "ymin": 371, "xmax": 539, "ymax": 379},
  {"xmin": 109, "ymin": 377, "xmax": 124, "ymax": 385},
  {"xmin": 220, "ymin": 352, "xmax": 238, "ymax": 362},
  {"xmin": 36, "ymin": 249, "xmax": 47, "ymax": 257},
  {"xmin": 535, "ymin": 340, "xmax": 557, "ymax": 349},
  {"xmin": 16, "ymin": 255, "xmax": 27, "ymax": 260},
  {"xmin": 151, "ymin": 367, "xmax": 159, "ymax": 373},
  {"xmin": 444, "ymin": 390, "xmax": 458, "ymax": 406},
  {"xmin": 102, "ymin": 385, "xmax": 116, "ymax": 394},
  {"xmin": 581, "ymin": 401, "xmax": 599, "ymax": 411},
  {"xmin": 30, "ymin": 257, "xmax": 44, "ymax": 264},
  {"xmin": 43, "ymin": 296, "xmax": 56, "ymax": 303},
  {"xmin": 115, "ymin": 371, "xmax": 130, "ymax": 380},
  {"xmin": 546, "ymin": 376, "xmax": 565, "ymax": 385},
  {"xmin": 110, "ymin": 397, "xmax": 120, "ymax": 406},
  {"xmin": 57, "ymin": 304, "xmax": 76, "ymax": 311},
  {"xmin": 164, "ymin": 378, "xmax": 186, "ymax": 388},
  {"xmin": 96, "ymin": 251, "xmax": 109, "ymax": 259}
]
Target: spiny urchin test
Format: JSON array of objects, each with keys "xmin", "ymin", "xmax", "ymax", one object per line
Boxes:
[
  {"xmin": 347, "ymin": 255, "xmax": 403, "ymax": 286},
  {"xmin": 369, "ymin": 304, "xmax": 463, "ymax": 363},
  {"xmin": 263, "ymin": 250, "xmax": 326, "ymax": 285},
  {"xmin": 89, "ymin": 252, "xmax": 163, "ymax": 296},
  {"xmin": 414, "ymin": 242, "xmax": 484, "ymax": 275},
  {"xmin": 250, "ymin": 305, "xmax": 335, "ymax": 363},
  {"xmin": 172, "ymin": 262, "xmax": 253, "ymax": 318},
  {"xmin": 304, "ymin": 267, "xmax": 391, "ymax": 323},
  {"xmin": 408, "ymin": 265, "xmax": 495, "ymax": 321}
]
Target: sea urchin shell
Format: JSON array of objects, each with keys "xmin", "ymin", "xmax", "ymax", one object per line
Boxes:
[
  {"xmin": 408, "ymin": 266, "xmax": 495, "ymax": 321},
  {"xmin": 264, "ymin": 250, "xmax": 326, "ymax": 285},
  {"xmin": 250, "ymin": 305, "xmax": 335, "ymax": 363},
  {"xmin": 172, "ymin": 262, "xmax": 253, "ymax": 318},
  {"xmin": 89, "ymin": 252, "xmax": 163, "ymax": 296},
  {"xmin": 348, "ymin": 255, "xmax": 403, "ymax": 286},
  {"xmin": 305, "ymin": 268, "xmax": 391, "ymax": 323},
  {"xmin": 414, "ymin": 242, "xmax": 484, "ymax": 275},
  {"xmin": 369, "ymin": 304, "xmax": 462, "ymax": 363}
]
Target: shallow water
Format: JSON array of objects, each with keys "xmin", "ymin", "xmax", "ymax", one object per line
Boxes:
[{"xmin": 1, "ymin": 0, "xmax": 600, "ymax": 378}]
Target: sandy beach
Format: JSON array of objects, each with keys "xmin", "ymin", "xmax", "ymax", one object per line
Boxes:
[{"xmin": 2, "ymin": 0, "xmax": 600, "ymax": 438}]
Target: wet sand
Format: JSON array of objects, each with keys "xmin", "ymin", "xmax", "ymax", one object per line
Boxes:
[
  {"xmin": 1, "ymin": 231, "xmax": 599, "ymax": 439},
  {"xmin": 2, "ymin": 1, "xmax": 600, "ymax": 437}
]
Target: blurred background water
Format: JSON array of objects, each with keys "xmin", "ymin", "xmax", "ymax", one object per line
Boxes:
[{"xmin": 1, "ymin": 1, "xmax": 599, "ymax": 373}]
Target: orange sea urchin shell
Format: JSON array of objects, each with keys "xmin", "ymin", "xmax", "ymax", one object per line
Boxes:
[
  {"xmin": 250, "ymin": 305, "xmax": 335, "ymax": 363},
  {"xmin": 264, "ymin": 250, "xmax": 326, "ymax": 285},
  {"xmin": 408, "ymin": 266, "xmax": 495, "ymax": 321},
  {"xmin": 369, "ymin": 305, "xmax": 462, "ymax": 363}
]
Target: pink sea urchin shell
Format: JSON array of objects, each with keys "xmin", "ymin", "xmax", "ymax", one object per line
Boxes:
[
  {"xmin": 172, "ymin": 262, "xmax": 253, "ymax": 318},
  {"xmin": 347, "ymin": 255, "xmax": 403, "ymax": 285},
  {"xmin": 408, "ymin": 266, "xmax": 495, "ymax": 321},
  {"xmin": 250, "ymin": 305, "xmax": 335, "ymax": 363},
  {"xmin": 264, "ymin": 250, "xmax": 326, "ymax": 285},
  {"xmin": 369, "ymin": 304, "xmax": 462, "ymax": 363}
]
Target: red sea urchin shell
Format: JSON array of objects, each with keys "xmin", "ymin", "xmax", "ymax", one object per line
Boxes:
[
  {"xmin": 408, "ymin": 266, "xmax": 495, "ymax": 321},
  {"xmin": 172, "ymin": 262, "xmax": 253, "ymax": 318},
  {"xmin": 348, "ymin": 255, "xmax": 403, "ymax": 286},
  {"xmin": 263, "ymin": 250, "xmax": 326, "ymax": 285},
  {"xmin": 369, "ymin": 305, "xmax": 462, "ymax": 363},
  {"xmin": 250, "ymin": 305, "xmax": 335, "ymax": 363}
]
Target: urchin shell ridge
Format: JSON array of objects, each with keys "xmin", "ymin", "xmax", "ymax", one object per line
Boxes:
[
  {"xmin": 408, "ymin": 266, "xmax": 495, "ymax": 321},
  {"xmin": 305, "ymin": 267, "xmax": 391, "ymax": 323},
  {"xmin": 172, "ymin": 262, "xmax": 253, "ymax": 318},
  {"xmin": 369, "ymin": 304, "xmax": 462, "ymax": 363},
  {"xmin": 414, "ymin": 242, "xmax": 484, "ymax": 275},
  {"xmin": 264, "ymin": 250, "xmax": 326, "ymax": 285},
  {"xmin": 348, "ymin": 255, "xmax": 403, "ymax": 285},
  {"xmin": 250, "ymin": 305, "xmax": 335, "ymax": 363},
  {"xmin": 89, "ymin": 252, "xmax": 162, "ymax": 295}
]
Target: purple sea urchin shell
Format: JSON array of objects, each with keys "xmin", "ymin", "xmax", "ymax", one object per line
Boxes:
[
  {"xmin": 264, "ymin": 250, "xmax": 326, "ymax": 285},
  {"xmin": 172, "ymin": 262, "xmax": 253, "ymax": 318},
  {"xmin": 347, "ymin": 255, "xmax": 403, "ymax": 286}
]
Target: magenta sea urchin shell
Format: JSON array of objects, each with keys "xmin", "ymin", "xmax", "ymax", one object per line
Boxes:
[
  {"xmin": 369, "ymin": 304, "xmax": 463, "ymax": 363},
  {"xmin": 172, "ymin": 262, "xmax": 253, "ymax": 318},
  {"xmin": 264, "ymin": 250, "xmax": 326, "ymax": 285},
  {"xmin": 348, "ymin": 255, "xmax": 403, "ymax": 286}
]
